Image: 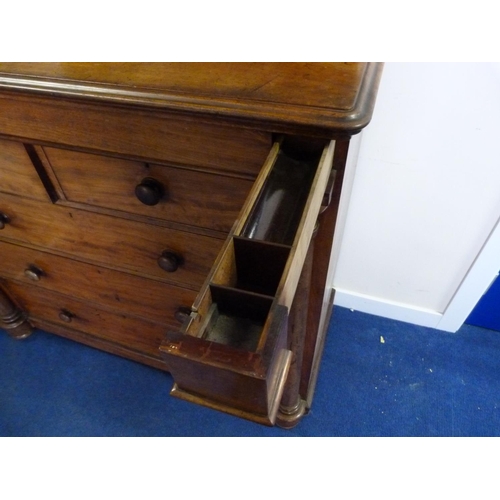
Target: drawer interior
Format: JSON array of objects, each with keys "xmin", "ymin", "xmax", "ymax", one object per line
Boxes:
[
  {"xmin": 186, "ymin": 147, "xmax": 320, "ymax": 351},
  {"xmin": 241, "ymin": 150, "xmax": 318, "ymax": 245},
  {"xmin": 202, "ymin": 286, "xmax": 273, "ymax": 351},
  {"xmin": 161, "ymin": 139, "xmax": 336, "ymax": 423}
]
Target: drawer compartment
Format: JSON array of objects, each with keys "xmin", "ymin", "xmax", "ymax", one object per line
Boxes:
[
  {"xmin": 4, "ymin": 280, "xmax": 171, "ymax": 359},
  {"xmin": 0, "ymin": 239, "xmax": 196, "ymax": 325},
  {"xmin": 0, "ymin": 192, "xmax": 223, "ymax": 288},
  {"xmin": 41, "ymin": 146, "xmax": 254, "ymax": 231},
  {"xmin": 0, "ymin": 138, "xmax": 49, "ymax": 202},
  {"xmin": 161, "ymin": 140, "xmax": 336, "ymax": 424}
]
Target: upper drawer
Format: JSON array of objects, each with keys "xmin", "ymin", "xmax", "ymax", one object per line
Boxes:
[
  {"xmin": 41, "ymin": 146, "xmax": 254, "ymax": 232},
  {"xmin": 0, "ymin": 138, "xmax": 49, "ymax": 202},
  {"xmin": 0, "ymin": 93, "xmax": 272, "ymax": 175}
]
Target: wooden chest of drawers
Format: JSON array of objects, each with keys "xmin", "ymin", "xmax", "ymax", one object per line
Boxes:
[{"xmin": 0, "ymin": 63, "xmax": 382, "ymax": 427}]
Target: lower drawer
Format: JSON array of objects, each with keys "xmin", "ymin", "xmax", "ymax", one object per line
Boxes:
[
  {"xmin": 4, "ymin": 280, "xmax": 171, "ymax": 360},
  {"xmin": 0, "ymin": 239, "xmax": 196, "ymax": 325},
  {"xmin": 0, "ymin": 192, "xmax": 223, "ymax": 288}
]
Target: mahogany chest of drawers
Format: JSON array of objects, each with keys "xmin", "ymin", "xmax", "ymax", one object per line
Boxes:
[{"xmin": 0, "ymin": 63, "xmax": 382, "ymax": 427}]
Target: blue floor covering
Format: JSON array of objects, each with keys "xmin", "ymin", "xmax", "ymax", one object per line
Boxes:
[{"xmin": 1, "ymin": 306, "xmax": 500, "ymax": 437}]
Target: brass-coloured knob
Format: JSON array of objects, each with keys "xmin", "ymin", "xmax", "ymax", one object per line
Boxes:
[
  {"xmin": 158, "ymin": 251, "xmax": 182, "ymax": 273},
  {"xmin": 0, "ymin": 213, "xmax": 10, "ymax": 230},
  {"xmin": 135, "ymin": 177, "xmax": 165, "ymax": 206},
  {"xmin": 59, "ymin": 309, "xmax": 75, "ymax": 323},
  {"xmin": 24, "ymin": 265, "xmax": 44, "ymax": 281}
]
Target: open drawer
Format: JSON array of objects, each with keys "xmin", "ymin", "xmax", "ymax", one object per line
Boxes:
[{"xmin": 160, "ymin": 139, "xmax": 336, "ymax": 425}]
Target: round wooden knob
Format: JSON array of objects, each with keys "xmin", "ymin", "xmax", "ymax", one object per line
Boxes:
[
  {"xmin": 24, "ymin": 265, "xmax": 44, "ymax": 281},
  {"xmin": 135, "ymin": 177, "xmax": 165, "ymax": 206},
  {"xmin": 158, "ymin": 251, "xmax": 182, "ymax": 273},
  {"xmin": 59, "ymin": 309, "xmax": 74, "ymax": 323},
  {"xmin": 0, "ymin": 213, "xmax": 10, "ymax": 229},
  {"xmin": 175, "ymin": 307, "xmax": 192, "ymax": 324}
]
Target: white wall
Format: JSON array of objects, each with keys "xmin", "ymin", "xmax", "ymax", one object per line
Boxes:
[{"xmin": 333, "ymin": 62, "xmax": 500, "ymax": 330}]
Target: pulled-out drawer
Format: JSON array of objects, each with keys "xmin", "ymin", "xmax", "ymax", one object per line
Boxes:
[
  {"xmin": 40, "ymin": 146, "xmax": 254, "ymax": 232},
  {"xmin": 160, "ymin": 140, "xmax": 336, "ymax": 425}
]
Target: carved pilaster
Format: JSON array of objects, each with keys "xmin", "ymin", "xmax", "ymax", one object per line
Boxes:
[{"xmin": 0, "ymin": 286, "xmax": 33, "ymax": 339}]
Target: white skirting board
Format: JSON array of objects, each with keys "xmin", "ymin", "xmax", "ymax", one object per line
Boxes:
[
  {"xmin": 332, "ymin": 214, "xmax": 500, "ymax": 334},
  {"xmin": 333, "ymin": 289, "xmax": 444, "ymax": 330}
]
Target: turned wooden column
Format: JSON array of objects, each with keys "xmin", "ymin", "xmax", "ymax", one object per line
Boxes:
[
  {"xmin": 276, "ymin": 235, "xmax": 315, "ymax": 429},
  {"xmin": 0, "ymin": 286, "xmax": 33, "ymax": 339}
]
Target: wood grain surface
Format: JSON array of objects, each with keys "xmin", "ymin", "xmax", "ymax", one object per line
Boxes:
[{"xmin": 0, "ymin": 63, "xmax": 383, "ymax": 133}]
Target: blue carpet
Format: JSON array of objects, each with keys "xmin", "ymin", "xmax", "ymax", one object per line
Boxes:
[{"xmin": 1, "ymin": 306, "xmax": 499, "ymax": 436}]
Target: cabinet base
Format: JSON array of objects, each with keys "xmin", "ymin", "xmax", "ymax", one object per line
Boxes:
[
  {"xmin": 0, "ymin": 286, "xmax": 34, "ymax": 339},
  {"xmin": 276, "ymin": 397, "xmax": 307, "ymax": 429}
]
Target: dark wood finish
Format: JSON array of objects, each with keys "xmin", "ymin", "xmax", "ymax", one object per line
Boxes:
[
  {"xmin": 0, "ymin": 191, "xmax": 223, "ymax": 288},
  {"xmin": 0, "ymin": 213, "xmax": 9, "ymax": 229},
  {"xmin": 164, "ymin": 304, "xmax": 291, "ymax": 425},
  {"xmin": 161, "ymin": 141, "xmax": 335, "ymax": 424},
  {"xmin": 276, "ymin": 236, "xmax": 314, "ymax": 428},
  {"xmin": 231, "ymin": 237, "xmax": 290, "ymax": 296},
  {"xmin": 0, "ymin": 63, "xmax": 383, "ymax": 133},
  {"xmin": 0, "ymin": 63, "xmax": 382, "ymax": 427},
  {"xmin": 157, "ymin": 251, "xmax": 183, "ymax": 274},
  {"xmin": 0, "ymin": 239, "xmax": 197, "ymax": 325},
  {"xmin": 41, "ymin": 146, "xmax": 254, "ymax": 231},
  {"xmin": 5, "ymin": 280, "xmax": 172, "ymax": 359},
  {"xmin": 0, "ymin": 138, "xmax": 50, "ymax": 202},
  {"xmin": 135, "ymin": 177, "xmax": 165, "ymax": 206},
  {"xmin": 300, "ymin": 140, "xmax": 350, "ymax": 403},
  {"xmin": 241, "ymin": 149, "xmax": 319, "ymax": 245},
  {"xmin": 0, "ymin": 93, "xmax": 272, "ymax": 175}
]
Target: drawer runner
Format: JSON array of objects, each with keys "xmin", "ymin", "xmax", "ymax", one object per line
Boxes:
[{"xmin": 160, "ymin": 140, "xmax": 336, "ymax": 425}]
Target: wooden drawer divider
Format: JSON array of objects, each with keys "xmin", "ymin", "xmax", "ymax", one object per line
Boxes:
[{"xmin": 160, "ymin": 140, "xmax": 336, "ymax": 425}]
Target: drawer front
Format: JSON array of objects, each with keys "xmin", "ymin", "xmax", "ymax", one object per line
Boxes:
[
  {"xmin": 0, "ymin": 138, "xmax": 49, "ymax": 202},
  {"xmin": 0, "ymin": 239, "xmax": 196, "ymax": 325},
  {"xmin": 4, "ymin": 280, "xmax": 169, "ymax": 359},
  {"xmin": 0, "ymin": 94, "xmax": 272, "ymax": 175},
  {"xmin": 42, "ymin": 146, "xmax": 254, "ymax": 232},
  {"xmin": 0, "ymin": 192, "xmax": 223, "ymax": 288}
]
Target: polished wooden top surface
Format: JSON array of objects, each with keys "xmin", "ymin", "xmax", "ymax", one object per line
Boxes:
[{"xmin": 0, "ymin": 62, "xmax": 383, "ymax": 134}]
